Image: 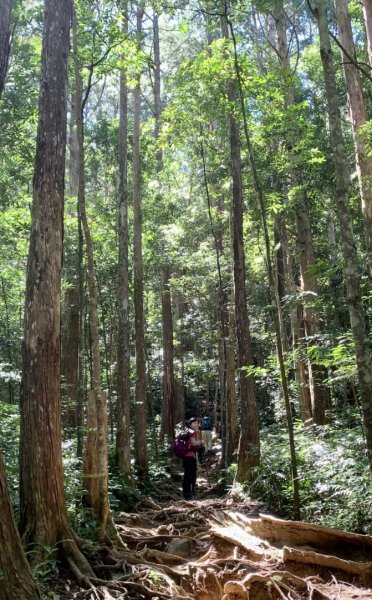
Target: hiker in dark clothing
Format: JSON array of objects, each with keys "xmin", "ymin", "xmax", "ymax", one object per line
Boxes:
[
  {"xmin": 200, "ymin": 415, "xmax": 213, "ymax": 454},
  {"xmin": 182, "ymin": 417, "xmax": 203, "ymax": 500}
]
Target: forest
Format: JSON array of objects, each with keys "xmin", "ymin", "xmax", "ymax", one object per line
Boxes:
[{"xmin": 1, "ymin": 0, "xmax": 372, "ymax": 598}]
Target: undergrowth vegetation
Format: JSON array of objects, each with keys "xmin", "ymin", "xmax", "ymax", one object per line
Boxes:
[
  {"xmin": 1, "ymin": 403, "xmax": 370, "ymax": 534},
  {"xmin": 247, "ymin": 409, "xmax": 372, "ymax": 533}
]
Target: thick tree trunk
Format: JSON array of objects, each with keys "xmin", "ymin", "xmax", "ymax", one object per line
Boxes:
[
  {"xmin": 0, "ymin": 452, "xmax": 40, "ymax": 600},
  {"xmin": 19, "ymin": 0, "xmax": 93, "ymax": 577},
  {"xmin": 0, "ymin": 0, "xmax": 11, "ymax": 98},
  {"xmin": 315, "ymin": 0, "xmax": 372, "ymax": 473},
  {"xmin": 133, "ymin": 4, "xmax": 148, "ymax": 475},
  {"xmin": 72, "ymin": 7, "xmax": 111, "ymax": 542},
  {"xmin": 161, "ymin": 265, "xmax": 175, "ymax": 437},
  {"xmin": 362, "ymin": 0, "xmax": 372, "ymax": 68},
  {"xmin": 335, "ymin": 0, "xmax": 372, "ymax": 276},
  {"xmin": 116, "ymin": 0, "xmax": 131, "ymax": 481}
]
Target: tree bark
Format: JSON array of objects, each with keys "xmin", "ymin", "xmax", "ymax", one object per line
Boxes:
[
  {"xmin": 161, "ymin": 265, "xmax": 175, "ymax": 437},
  {"xmin": 133, "ymin": 4, "xmax": 148, "ymax": 475},
  {"xmin": 225, "ymin": 282, "xmax": 239, "ymax": 464},
  {"xmin": 116, "ymin": 0, "xmax": 131, "ymax": 481},
  {"xmin": 274, "ymin": 207, "xmax": 312, "ymax": 422},
  {"xmin": 72, "ymin": 5, "xmax": 111, "ymax": 542},
  {"xmin": 314, "ymin": 0, "xmax": 372, "ymax": 474},
  {"xmin": 226, "ymin": 2, "xmax": 300, "ymax": 516},
  {"xmin": 274, "ymin": 0, "xmax": 329, "ymax": 424},
  {"xmin": 0, "ymin": 0, "xmax": 11, "ymax": 98},
  {"xmin": 362, "ymin": 0, "xmax": 372, "ymax": 68},
  {"xmin": 154, "ymin": 11, "xmax": 176, "ymax": 439},
  {"xmin": 19, "ymin": 0, "xmax": 93, "ymax": 577},
  {"xmin": 335, "ymin": 0, "xmax": 372, "ymax": 276},
  {"xmin": 61, "ymin": 283, "xmax": 80, "ymax": 427},
  {"xmin": 230, "ymin": 104, "xmax": 260, "ymax": 483},
  {"xmin": 61, "ymin": 90, "xmax": 81, "ymax": 429},
  {"xmin": 0, "ymin": 452, "xmax": 40, "ymax": 600},
  {"xmin": 221, "ymin": 15, "xmax": 260, "ymax": 483}
]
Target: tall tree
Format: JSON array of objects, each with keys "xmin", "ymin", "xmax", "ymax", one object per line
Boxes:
[
  {"xmin": 61, "ymin": 94, "xmax": 80, "ymax": 430},
  {"xmin": 225, "ymin": 3, "xmax": 300, "ymax": 515},
  {"xmin": 19, "ymin": 0, "xmax": 93, "ymax": 577},
  {"xmin": 0, "ymin": 6, "xmax": 40, "ymax": 590},
  {"xmin": 116, "ymin": 0, "xmax": 132, "ymax": 480},
  {"xmin": 153, "ymin": 11, "xmax": 176, "ymax": 438},
  {"xmin": 314, "ymin": 0, "xmax": 372, "ymax": 474},
  {"xmin": 274, "ymin": 0, "xmax": 329, "ymax": 424},
  {"xmin": 133, "ymin": 3, "xmax": 148, "ymax": 475},
  {"xmin": 72, "ymin": 4, "xmax": 112, "ymax": 542},
  {"xmin": 334, "ymin": 0, "xmax": 372, "ymax": 276},
  {"xmin": 0, "ymin": 0, "xmax": 11, "ymax": 98},
  {"xmin": 221, "ymin": 15, "xmax": 260, "ymax": 483},
  {"xmin": 160, "ymin": 265, "xmax": 176, "ymax": 436}
]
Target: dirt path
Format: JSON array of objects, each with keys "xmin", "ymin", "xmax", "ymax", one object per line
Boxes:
[{"xmin": 51, "ymin": 458, "xmax": 372, "ymax": 599}]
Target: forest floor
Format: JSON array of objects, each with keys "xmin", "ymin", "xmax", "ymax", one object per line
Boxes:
[{"xmin": 49, "ymin": 452, "xmax": 372, "ymax": 600}]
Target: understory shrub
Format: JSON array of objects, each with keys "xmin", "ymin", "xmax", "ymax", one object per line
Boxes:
[{"xmin": 250, "ymin": 409, "xmax": 372, "ymax": 533}]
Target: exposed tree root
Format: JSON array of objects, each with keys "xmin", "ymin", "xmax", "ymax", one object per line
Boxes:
[{"xmin": 51, "ymin": 494, "xmax": 372, "ymax": 599}]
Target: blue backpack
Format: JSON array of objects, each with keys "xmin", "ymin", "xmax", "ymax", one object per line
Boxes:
[{"xmin": 200, "ymin": 416, "xmax": 212, "ymax": 430}]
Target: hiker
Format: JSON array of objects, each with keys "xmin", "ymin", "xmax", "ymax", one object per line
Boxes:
[
  {"xmin": 182, "ymin": 417, "xmax": 203, "ymax": 500},
  {"xmin": 200, "ymin": 414, "xmax": 213, "ymax": 454}
]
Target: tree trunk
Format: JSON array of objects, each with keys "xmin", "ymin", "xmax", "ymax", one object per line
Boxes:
[
  {"xmin": 225, "ymin": 284, "xmax": 239, "ymax": 464},
  {"xmin": 61, "ymin": 91, "xmax": 81, "ymax": 431},
  {"xmin": 226, "ymin": 3, "xmax": 300, "ymax": 516},
  {"xmin": 362, "ymin": 0, "xmax": 372, "ymax": 68},
  {"xmin": 72, "ymin": 6, "xmax": 111, "ymax": 542},
  {"xmin": 61, "ymin": 283, "xmax": 80, "ymax": 427},
  {"xmin": 229, "ymin": 105, "xmax": 260, "ymax": 483},
  {"xmin": 335, "ymin": 0, "xmax": 372, "ymax": 276},
  {"xmin": 274, "ymin": 0, "xmax": 329, "ymax": 424},
  {"xmin": 154, "ymin": 11, "xmax": 176, "ymax": 439},
  {"xmin": 273, "ymin": 208, "xmax": 312, "ymax": 422},
  {"xmin": 0, "ymin": 0, "xmax": 11, "ymax": 98},
  {"xmin": 1, "ymin": 278, "xmax": 15, "ymax": 403},
  {"xmin": 161, "ymin": 265, "xmax": 175, "ymax": 437},
  {"xmin": 19, "ymin": 0, "xmax": 93, "ymax": 577},
  {"xmin": 133, "ymin": 4, "xmax": 148, "ymax": 475},
  {"xmin": 173, "ymin": 290, "xmax": 186, "ymax": 424},
  {"xmin": 116, "ymin": 0, "xmax": 131, "ymax": 481},
  {"xmin": 314, "ymin": 0, "xmax": 372, "ymax": 473},
  {"xmin": 0, "ymin": 452, "xmax": 41, "ymax": 600},
  {"xmin": 221, "ymin": 15, "xmax": 260, "ymax": 483}
]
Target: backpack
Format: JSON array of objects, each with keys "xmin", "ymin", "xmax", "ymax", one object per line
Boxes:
[
  {"xmin": 200, "ymin": 416, "xmax": 212, "ymax": 431},
  {"xmin": 173, "ymin": 431, "xmax": 191, "ymax": 458}
]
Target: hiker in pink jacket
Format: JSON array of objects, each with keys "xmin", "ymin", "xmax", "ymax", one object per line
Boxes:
[{"xmin": 182, "ymin": 417, "xmax": 203, "ymax": 500}]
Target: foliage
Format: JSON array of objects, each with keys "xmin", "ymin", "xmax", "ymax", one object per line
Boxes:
[{"xmin": 249, "ymin": 413, "xmax": 372, "ymax": 534}]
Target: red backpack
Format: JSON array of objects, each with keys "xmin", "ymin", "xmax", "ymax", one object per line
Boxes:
[{"xmin": 173, "ymin": 431, "xmax": 191, "ymax": 458}]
